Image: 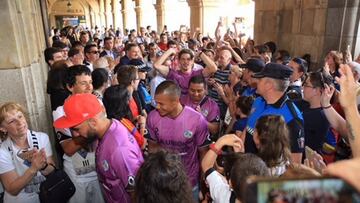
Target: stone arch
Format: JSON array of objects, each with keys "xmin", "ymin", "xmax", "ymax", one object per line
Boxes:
[{"xmin": 48, "ymin": 0, "xmax": 100, "ymax": 28}]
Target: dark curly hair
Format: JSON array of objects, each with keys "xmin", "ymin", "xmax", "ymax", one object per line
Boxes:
[
  {"xmin": 135, "ymin": 150, "xmax": 194, "ymax": 203},
  {"xmin": 64, "ymin": 65, "xmax": 91, "ymax": 88}
]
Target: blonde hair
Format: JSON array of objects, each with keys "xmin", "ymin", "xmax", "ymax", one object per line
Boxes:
[
  {"xmin": 327, "ymin": 50, "xmax": 343, "ymax": 70},
  {"xmin": 0, "ymin": 102, "xmax": 28, "ymax": 140},
  {"xmin": 93, "ymin": 57, "xmax": 110, "ymax": 69}
]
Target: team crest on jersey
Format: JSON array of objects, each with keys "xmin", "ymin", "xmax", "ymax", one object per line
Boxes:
[
  {"xmin": 201, "ymin": 109, "xmax": 209, "ymax": 117},
  {"xmin": 183, "ymin": 130, "xmax": 193, "ymax": 138},
  {"xmin": 102, "ymin": 160, "xmax": 109, "ymax": 172}
]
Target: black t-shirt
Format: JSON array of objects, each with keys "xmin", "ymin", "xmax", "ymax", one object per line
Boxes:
[
  {"xmin": 302, "ymin": 104, "xmax": 330, "ymax": 152},
  {"xmin": 47, "ymin": 88, "xmax": 70, "ymax": 111}
]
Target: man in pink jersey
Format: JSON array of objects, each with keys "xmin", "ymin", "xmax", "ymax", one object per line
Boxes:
[
  {"xmin": 180, "ymin": 75, "xmax": 220, "ymax": 135},
  {"xmin": 54, "ymin": 94, "xmax": 144, "ymax": 203},
  {"xmin": 153, "ymin": 48, "xmax": 217, "ymax": 95},
  {"xmin": 146, "ymin": 80, "xmax": 211, "ymax": 201}
]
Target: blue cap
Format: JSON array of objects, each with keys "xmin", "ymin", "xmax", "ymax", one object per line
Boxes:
[{"xmin": 252, "ymin": 63, "xmax": 293, "ymax": 80}]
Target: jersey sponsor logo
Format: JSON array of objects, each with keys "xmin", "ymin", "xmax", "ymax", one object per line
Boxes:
[
  {"xmin": 183, "ymin": 130, "xmax": 193, "ymax": 138},
  {"xmin": 102, "ymin": 160, "xmax": 109, "ymax": 172}
]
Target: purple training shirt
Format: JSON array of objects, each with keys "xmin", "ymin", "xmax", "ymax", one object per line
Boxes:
[
  {"xmin": 146, "ymin": 106, "xmax": 210, "ymax": 186},
  {"xmin": 167, "ymin": 69, "xmax": 203, "ymax": 95},
  {"xmin": 96, "ymin": 119, "xmax": 144, "ymax": 203},
  {"xmin": 180, "ymin": 95, "xmax": 220, "ymax": 123}
]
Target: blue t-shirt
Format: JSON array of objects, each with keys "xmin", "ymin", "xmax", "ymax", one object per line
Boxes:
[
  {"xmin": 241, "ymin": 86, "xmax": 257, "ymax": 97},
  {"xmin": 232, "ymin": 118, "xmax": 247, "ymax": 132}
]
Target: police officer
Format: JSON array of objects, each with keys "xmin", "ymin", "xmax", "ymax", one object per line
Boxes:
[{"xmin": 244, "ymin": 63, "xmax": 305, "ymax": 163}]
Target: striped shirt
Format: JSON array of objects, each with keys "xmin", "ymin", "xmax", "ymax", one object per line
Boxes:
[{"xmin": 208, "ymin": 64, "xmax": 231, "ymax": 104}]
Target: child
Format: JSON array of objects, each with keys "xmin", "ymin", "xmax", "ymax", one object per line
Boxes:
[
  {"xmin": 226, "ymin": 96, "xmax": 254, "ymax": 136},
  {"xmin": 253, "ymin": 115, "xmax": 292, "ymax": 176},
  {"xmin": 201, "ymin": 134, "xmax": 270, "ymax": 203}
]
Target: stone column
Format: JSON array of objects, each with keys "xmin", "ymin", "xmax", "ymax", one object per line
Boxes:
[
  {"xmin": 99, "ymin": 0, "xmax": 106, "ymax": 28},
  {"xmin": 90, "ymin": 10, "xmax": 96, "ymax": 28},
  {"xmin": 134, "ymin": 0, "xmax": 144, "ymax": 31},
  {"xmin": 105, "ymin": 0, "xmax": 113, "ymax": 28},
  {"xmin": 121, "ymin": 0, "xmax": 131, "ymax": 31},
  {"xmin": 187, "ymin": 0, "xmax": 221, "ymax": 36},
  {"xmin": 253, "ymin": 0, "xmax": 360, "ymax": 70},
  {"xmin": 154, "ymin": 0, "xmax": 165, "ymax": 33},
  {"xmin": 323, "ymin": 0, "xmax": 360, "ymax": 60},
  {"xmin": 0, "ymin": 0, "xmax": 53, "ymax": 136},
  {"xmin": 112, "ymin": 0, "xmax": 121, "ymax": 30},
  {"xmin": 253, "ymin": 0, "xmax": 328, "ymax": 69}
]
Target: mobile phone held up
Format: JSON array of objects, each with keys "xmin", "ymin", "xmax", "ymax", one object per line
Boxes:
[{"xmin": 243, "ymin": 176, "xmax": 360, "ymax": 203}]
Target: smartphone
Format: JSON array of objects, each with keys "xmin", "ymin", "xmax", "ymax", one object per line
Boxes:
[{"xmin": 243, "ymin": 176, "xmax": 360, "ymax": 203}]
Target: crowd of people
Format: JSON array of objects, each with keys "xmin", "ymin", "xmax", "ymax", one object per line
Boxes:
[{"xmin": 1, "ymin": 20, "xmax": 360, "ymax": 203}]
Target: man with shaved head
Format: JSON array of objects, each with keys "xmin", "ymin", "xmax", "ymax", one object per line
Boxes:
[{"xmin": 146, "ymin": 80, "xmax": 211, "ymax": 200}]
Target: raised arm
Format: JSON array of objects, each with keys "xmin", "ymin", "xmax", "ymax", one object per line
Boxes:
[
  {"xmin": 320, "ymin": 84, "xmax": 348, "ymax": 137},
  {"xmin": 214, "ymin": 21, "xmax": 222, "ymax": 45},
  {"xmin": 223, "ymin": 41, "xmax": 245, "ymax": 64},
  {"xmin": 232, "ymin": 22, "xmax": 241, "ymax": 47},
  {"xmin": 201, "ymin": 134, "xmax": 243, "ymax": 173},
  {"xmin": 336, "ymin": 64, "xmax": 360, "ymax": 157},
  {"xmin": 200, "ymin": 51, "xmax": 217, "ymax": 77},
  {"xmin": 153, "ymin": 48, "xmax": 177, "ymax": 77}
]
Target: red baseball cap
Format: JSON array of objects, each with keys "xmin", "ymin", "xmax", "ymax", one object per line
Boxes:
[{"xmin": 53, "ymin": 93, "xmax": 103, "ymax": 129}]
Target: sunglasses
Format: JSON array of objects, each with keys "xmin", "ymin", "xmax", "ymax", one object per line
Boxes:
[{"xmin": 88, "ymin": 51, "xmax": 99, "ymax": 54}]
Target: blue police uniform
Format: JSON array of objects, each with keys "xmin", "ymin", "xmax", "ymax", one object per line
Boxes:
[
  {"xmin": 241, "ymin": 86, "xmax": 257, "ymax": 97},
  {"xmin": 244, "ymin": 94, "xmax": 305, "ymax": 153}
]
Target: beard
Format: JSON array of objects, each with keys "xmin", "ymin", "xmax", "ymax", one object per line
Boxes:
[{"xmin": 86, "ymin": 130, "xmax": 99, "ymax": 144}]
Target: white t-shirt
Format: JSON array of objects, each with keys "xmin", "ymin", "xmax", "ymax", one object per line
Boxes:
[
  {"xmin": 0, "ymin": 130, "xmax": 53, "ymax": 203},
  {"xmin": 150, "ymin": 75, "xmax": 166, "ymax": 107},
  {"xmin": 206, "ymin": 169, "xmax": 232, "ymax": 203},
  {"xmin": 53, "ymin": 106, "xmax": 98, "ymax": 183}
]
